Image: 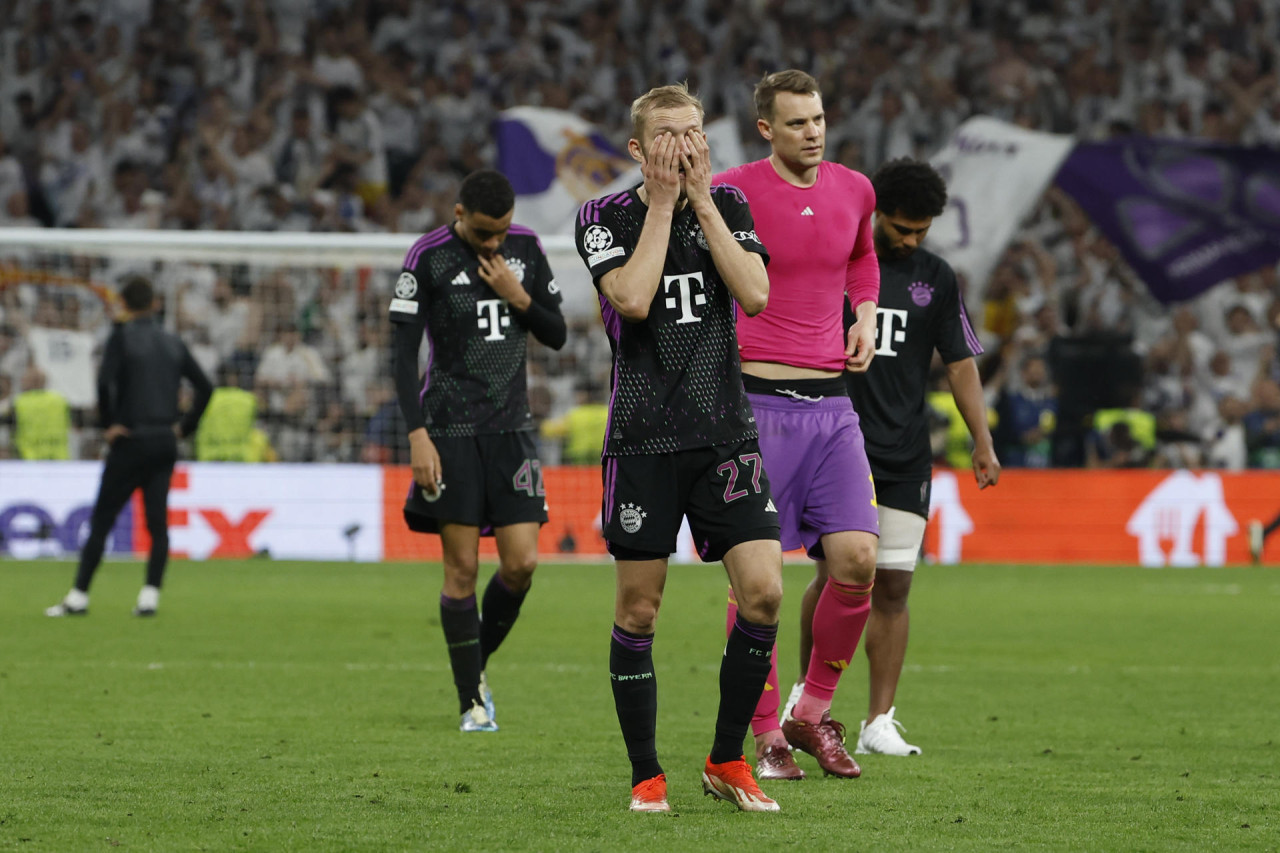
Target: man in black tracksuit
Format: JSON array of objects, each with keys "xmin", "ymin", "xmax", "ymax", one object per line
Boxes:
[{"xmin": 46, "ymin": 276, "xmax": 213, "ymax": 618}]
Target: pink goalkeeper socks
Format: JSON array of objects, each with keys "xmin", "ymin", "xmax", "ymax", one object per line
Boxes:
[{"xmin": 793, "ymin": 578, "xmax": 873, "ymax": 724}]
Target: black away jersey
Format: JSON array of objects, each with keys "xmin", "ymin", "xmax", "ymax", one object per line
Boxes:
[
  {"xmin": 576, "ymin": 185, "xmax": 768, "ymax": 456},
  {"xmin": 389, "ymin": 223, "xmax": 562, "ymax": 435},
  {"xmin": 845, "ymin": 247, "xmax": 982, "ymax": 480}
]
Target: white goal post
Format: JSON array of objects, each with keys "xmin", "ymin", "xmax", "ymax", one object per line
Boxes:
[{"xmin": 0, "ymin": 227, "xmax": 593, "ymax": 315}]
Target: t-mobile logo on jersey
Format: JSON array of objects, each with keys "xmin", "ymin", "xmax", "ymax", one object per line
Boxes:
[
  {"xmin": 663, "ymin": 272, "xmax": 707, "ymax": 324},
  {"xmin": 476, "ymin": 298, "xmax": 511, "ymax": 340},
  {"xmin": 874, "ymin": 307, "xmax": 909, "ymax": 356}
]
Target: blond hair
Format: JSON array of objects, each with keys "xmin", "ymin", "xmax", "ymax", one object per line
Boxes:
[{"xmin": 630, "ymin": 82, "xmax": 705, "ymax": 142}]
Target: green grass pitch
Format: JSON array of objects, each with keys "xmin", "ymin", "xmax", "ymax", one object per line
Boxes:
[{"xmin": 2, "ymin": 559, "xmax": 1276, "ymax": 851}]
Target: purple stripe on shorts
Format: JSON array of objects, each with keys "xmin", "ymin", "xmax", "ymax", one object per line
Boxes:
[
  {"xmin": 611, "ymin": 625, "xmax": 653, "ymax": 652},
  {"xmin": 440, "ymin": 593, "xmax": 477, "ymax": 611},
  {"xmin": 603, "ymin": 457, "xmax": 618, "ymax": 523}
]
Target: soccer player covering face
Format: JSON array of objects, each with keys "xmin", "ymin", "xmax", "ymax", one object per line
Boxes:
[
  {"xmin": 389, "ymin": 169, "xmax": 566, "ymax": 733},
  {"xmin": 842, "ymin": 158, "xmax": 999, "ymax": 756},
  {"xmin": 575, "ymin": 83, "xmax": 784, "ymax": 813},
  {"xmin": 714, "ymin": 70, "xmax": 880, "ymax": 781}
]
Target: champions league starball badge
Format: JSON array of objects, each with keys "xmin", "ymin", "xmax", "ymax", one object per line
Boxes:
[{"xmin": 395, "ymin": 272, "xmax": 418, "ymax": 299}]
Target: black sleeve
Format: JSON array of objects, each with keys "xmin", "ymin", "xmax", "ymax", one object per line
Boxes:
[
  {"xmin": 513, "ymin": 296, "xmax": 566, "ymax": 350},
  {"xmin": 515, "ymin": 251, "xmax": 566, "ymax": 350},
  {"xmin": 392, "ymin": 319, "xmax": 427, "ymax": 433},
  {"xmin": 178, "ymin": 344, "xmax": 214, "ymax": 437},
  {"xmin": 97, "ymin": 326, "xmax": 124, "ymax": 427},
  {"xmin": 715, "ymin": 185, "xmax": 770, "ymax": 264},
  {"xmin": 575, "ymin": 199, "xmax": 632, "ymax": 287}
]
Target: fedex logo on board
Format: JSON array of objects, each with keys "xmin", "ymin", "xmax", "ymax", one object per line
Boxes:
[
  {"xmin": 0, "ymin": 468, "xmax": 271, "ymax": 559},
  {"xmin": 0, "ymin": 500, "xmax": 134, "ymax": 556},
  {"xmin": 156, "ymin": 469, "xmax": 273, "ymax": 558}
]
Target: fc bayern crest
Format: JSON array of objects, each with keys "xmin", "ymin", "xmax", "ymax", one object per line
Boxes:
[
  {"xmin": 395, "ymin": 272, "xmax": 418, "ymax": 299},
  {"xmin": 908, "ymin": 281, "xmax": 934, "ymax": 307},
  {"xmin": 693, "ymin": 224, "xmax": 709, "ymax": 250},
  {"xmin": 619, "ymin": 502, "xmax": 647, "ymax": 534},
  {"xmin": 583, "ymin": 224, "xmax": 613, "ymax": 253},
  {"xmin": 505, "ymin": 257, "xmax": 526, "ymax": 282}
]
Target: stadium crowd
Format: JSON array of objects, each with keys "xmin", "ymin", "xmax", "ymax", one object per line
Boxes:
[{"xmin": 0, "ymin": 0, "xmax": 1278, "ymax": 468}]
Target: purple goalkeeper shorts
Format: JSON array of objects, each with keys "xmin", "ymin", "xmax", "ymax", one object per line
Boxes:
[{"xmin": 748, "ymin": 391, "xmax": 879, "ymax": 558}]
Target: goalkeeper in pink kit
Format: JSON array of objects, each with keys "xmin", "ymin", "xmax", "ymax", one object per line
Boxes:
[{"xmin": 715, "ymin": 69, "xmax": 879, "ymax": 780}]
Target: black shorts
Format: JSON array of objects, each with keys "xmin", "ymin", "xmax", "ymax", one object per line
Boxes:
[
  {"xmin": 403, "ymin": 431, "xmax": 549, "ymax": 535},
  {"xmin": 601, "ymin": 440, "xmax": 781, "ymax": 563},
  {"xmin": 875, "ymin": 477, "xmax": 931, "ymax": 520}
]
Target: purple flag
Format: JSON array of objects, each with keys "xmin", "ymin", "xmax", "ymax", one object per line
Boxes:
[{"xmin": 1055, "ymin": 138, "xmax": 1280, "ymax": 303}]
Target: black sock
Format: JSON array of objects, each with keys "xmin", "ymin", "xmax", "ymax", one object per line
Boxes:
[
  {"xmin": 710, "ymin": 615, "xmax": 778, "ymax": 765},
  {"xmin": 610, "ymin": 625, "xmax": 663, "ymax": 786},
  {"xmin": 440, "ymin": 594, "xmax": 482, "ymax": 714},
  {"xmin": 480, "ymin": 572, "xmax": 528, "ymax": 670}
]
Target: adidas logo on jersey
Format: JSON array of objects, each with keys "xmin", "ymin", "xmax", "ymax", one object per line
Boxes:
[
  {"xmin": 765, "ymin": 499, "xmax": 777, "ymax": 512},
  {"xmin": 452, "ymin": 271, "xmax": 471, "ymax": 286},
  {"xmin": 800, "ymin": 206, "xmax": 814, "ymax": 216}
]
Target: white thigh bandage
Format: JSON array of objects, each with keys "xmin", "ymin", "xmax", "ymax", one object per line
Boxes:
[{"xmin": 876, "ymin": 505, "xmax": 927, "ymax": 572}]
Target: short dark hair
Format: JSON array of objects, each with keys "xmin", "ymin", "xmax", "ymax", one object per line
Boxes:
[
  {"xmin": 119, "ymin": 276, "xmax": 154, "ymax": 312},
  {"xmin": 754, "ymin": 70, "xmax": 821, "ymax": 122},
  {"xmin": 458, "ymin": 169, "xmax": 515, "ymax": 218},
  {"xmin": 870, "ymin": 158, "xmax": 948, "ymax": 220}
]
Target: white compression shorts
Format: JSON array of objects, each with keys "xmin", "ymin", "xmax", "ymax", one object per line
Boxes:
[{"xmin": 876, "ymin": 505, "xmax": 927, "ymax": 572}]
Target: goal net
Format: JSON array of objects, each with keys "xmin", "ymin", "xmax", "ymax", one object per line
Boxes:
[{"xmin": 0, "ymin": 227, "xmax": 611, "ymax": 560}]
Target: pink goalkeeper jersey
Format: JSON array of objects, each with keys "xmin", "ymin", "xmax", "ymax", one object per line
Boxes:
[{"xmin": 715, "ymin": 159, "xmax": 879, "ymax": 371}]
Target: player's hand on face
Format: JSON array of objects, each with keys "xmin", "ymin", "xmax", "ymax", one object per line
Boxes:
[
  {"xmin": 642, "ymin": 132, "xmax": 681, "ymax": 209},
  {"xmin": 477, "ymin": 253, "xmax": 521, "ymax": 301},
  {"xmin": 681, "ymin": 129, "xmax": 712, "ymax": 207},
  {"xmin": 844, "ymin": 318, "xmax": 877, "ymax": 372},
  {"xmin": 409, "ymin": 430, "xmax": 444, "ymax": 495}
]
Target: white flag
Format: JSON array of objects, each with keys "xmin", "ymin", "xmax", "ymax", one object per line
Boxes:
[
  {"xmin": 926, "ymin": 117, "xmax": 1076, "ymax": 302},
  {"xmin": 495, "ymin": 107, "xmax": 636, "ymax": 236}
]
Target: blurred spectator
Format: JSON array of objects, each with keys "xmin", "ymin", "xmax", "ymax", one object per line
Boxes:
[
  {"xmin": 539, "ymin": 387, "xmax": 609, "ymax": 466},
  {"xmin": 326, "ymin": 85, "xmax": 389, "ymax": 213},
  {"xmin": 338, "ymin": 322, "xmax": 384, "ymax": 416},
  {"xmin": 254, "ymin": 320, "xmax": 330, "ymax": 416},
  {"xmin": 37, "ymin": 119, "xmax": 107, "ymax": 227},
  {"xmin": 360, "ymin": 377, "xmax": 408, "ymax": 464},
  {"xmin": 1204, "ymin": 396, "xmax": 1249, "ymax": 470},
  {"xmin": 195, "ymin": 363, "xmax": 267, "ymax": 462},
  {"xmin": 13, "ymin": 365, "xmax": 70, "ymax": 460},
  {"xmin": 1244, "ymin": 378, "xmax": 1280, "ymax": 469},
  {"xmin": 273, "ymin": 104, "xmax": 329, "ymax": 197},
  {"xmin": 1086, "ymin": 419, "xmax": 1152, "ymax": 469},
  {"xmin": 994, "ymin": 354, "xmax": 1057, "ymax": 468},
  {"xmin": 1153, "ymin": 410, "xmax": 1204, "ymax": 469},
  {"xmin": 0, "ymin": 371, "xmax": 13, "ymax": 457},
  {"xmin": 1, "ymin": 0, "xmax": 1280, "ymax": 466},
  {"xmin": 0, "ymin": 131, "xmax": 25, "ymax": 213}
]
